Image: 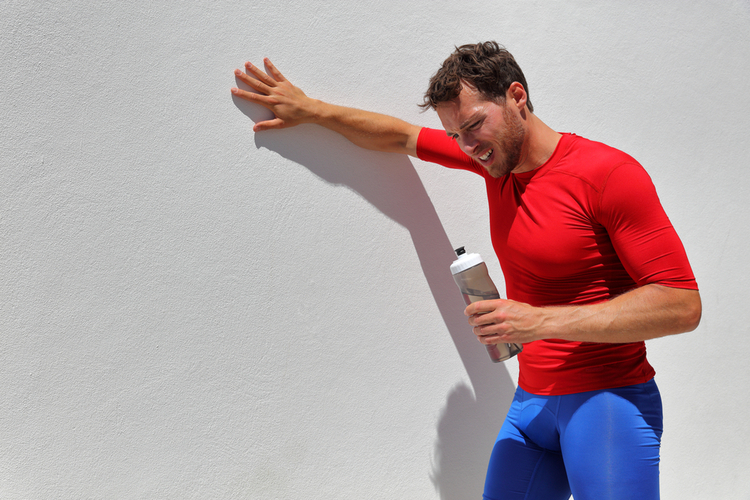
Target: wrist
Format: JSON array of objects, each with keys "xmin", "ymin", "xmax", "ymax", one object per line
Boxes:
[
  {"xmin": 307, "ymin": 99, "xmax": 333, "ymax": 125},
  {"xmin": 535, "ymin": 304, "xmax": 581, "ymax": 342}
]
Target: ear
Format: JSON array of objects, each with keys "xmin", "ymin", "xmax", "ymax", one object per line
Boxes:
[{"xmin": 507, "ymin": 82, "xmax": 528, "ymax": 110}]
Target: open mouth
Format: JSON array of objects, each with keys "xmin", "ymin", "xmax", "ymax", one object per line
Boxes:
[{"xmin": 479, "ymin": 149, "xmax": 493, "ymax": 162}]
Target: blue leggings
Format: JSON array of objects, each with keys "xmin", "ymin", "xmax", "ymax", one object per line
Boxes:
[{"xmin": 483, "ymin": 379, "xmax": 663, "ymax": 500}]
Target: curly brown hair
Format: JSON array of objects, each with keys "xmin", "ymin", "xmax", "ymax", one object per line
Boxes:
[{"xmin": 420, "ymin": 41, "xmax": 534, "ymax": 112}]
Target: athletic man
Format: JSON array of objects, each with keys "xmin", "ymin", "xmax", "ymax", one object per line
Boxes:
[{"xmin": 231, "ymin": 42, "xmax": 701, "ymax": 500}]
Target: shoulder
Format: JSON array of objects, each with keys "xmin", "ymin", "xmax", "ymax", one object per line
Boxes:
[{"xmin": 549, "ymin": 134, "xmax": 647, "ymax": 191}]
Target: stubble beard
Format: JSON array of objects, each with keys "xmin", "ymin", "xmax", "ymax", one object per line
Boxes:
[{"xmin": 486, "ymin": 105, "xmax": 525, "ymax": 179}]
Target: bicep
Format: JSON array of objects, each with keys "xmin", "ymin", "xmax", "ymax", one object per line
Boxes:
[
  {"xmin": 415, "ymin": 127, "xmax": 485, "ymax": 174},
  {"xmin": 598, "ymin": 163, "xmax": 697, "ymax": 289},
  {"xmin": 403, "ymin": 124, "xmax": 422, "ymax": 157}
]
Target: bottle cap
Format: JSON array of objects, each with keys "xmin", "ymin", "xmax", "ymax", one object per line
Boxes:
[{"xmin": 450, "ymin": 247, "xmax": 485, "ymax": 275}]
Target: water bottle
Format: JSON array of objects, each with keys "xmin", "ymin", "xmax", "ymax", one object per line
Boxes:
[{"xmin": 450, "ymin": 246, "xmax": 522, "ymax": 363}]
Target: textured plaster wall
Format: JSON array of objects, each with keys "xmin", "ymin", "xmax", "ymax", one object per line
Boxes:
[{"xmin": 2, "ymin": 1, "xmax": 749, "ymax": 498}]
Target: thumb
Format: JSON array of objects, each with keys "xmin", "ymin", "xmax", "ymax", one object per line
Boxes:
[{"xmin": 253, "ymin": 117, "xmax": 286, "ymax": 132}]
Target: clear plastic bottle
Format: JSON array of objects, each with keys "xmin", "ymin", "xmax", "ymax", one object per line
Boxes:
[{"xmin": 450, "ymin": 246, "xmax": 523, "ymax": 363}]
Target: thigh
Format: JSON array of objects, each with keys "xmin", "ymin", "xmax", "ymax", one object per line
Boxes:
[
  {"xmin": 560, "ymin": 380, "xmax": 663, "ymax": 500},
  {"xmin": 483, "ymin": 394, "xmax": 571, "ymax": 500}
]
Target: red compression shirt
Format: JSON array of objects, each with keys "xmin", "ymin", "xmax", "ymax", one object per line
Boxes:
[{"xmin": 418, "ymin": 127, "xmax": 698, "ymax": 395}]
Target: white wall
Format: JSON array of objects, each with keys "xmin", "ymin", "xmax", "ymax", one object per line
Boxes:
[{"xmin": 2, "ymin": 1, "xmax": 748, "ymax": 498}]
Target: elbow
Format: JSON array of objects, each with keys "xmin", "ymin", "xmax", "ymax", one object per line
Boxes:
[{"xmin": 681, "ymin": 290, "xmax": 702, "ymax": 333}]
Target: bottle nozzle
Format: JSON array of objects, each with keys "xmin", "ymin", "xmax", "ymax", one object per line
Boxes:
[{"xmin": 454, "ymin": 246, "xmax": 466, "ymax": 257}]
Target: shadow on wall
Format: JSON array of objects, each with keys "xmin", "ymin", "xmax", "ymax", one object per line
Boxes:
[{"xmin": 234, "ymin": 96, "xmax": 516, "ymax": 499}]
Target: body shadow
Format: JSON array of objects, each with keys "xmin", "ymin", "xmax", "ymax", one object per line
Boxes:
[{"xmin": 235, "ymin": 96, "xmax": 516, "ymax": 499}]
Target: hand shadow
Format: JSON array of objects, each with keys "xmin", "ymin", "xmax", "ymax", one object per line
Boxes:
[{"xmin": 233, "ymin": 94, "xmax": 517, "ymax": 499}]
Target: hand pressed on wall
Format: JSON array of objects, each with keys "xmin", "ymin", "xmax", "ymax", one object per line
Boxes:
[{"xmin": 232, "ymin": 58, "xmax": 318, "ymax": 132}]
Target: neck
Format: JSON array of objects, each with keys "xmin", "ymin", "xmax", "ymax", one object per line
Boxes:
[{"xmin": 512, "ymin": 113, "xmax": 562, "ymax": 174}]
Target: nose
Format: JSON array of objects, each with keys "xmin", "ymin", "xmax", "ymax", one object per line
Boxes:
[{"xmin": 458, "ymin": 133, "xmax": 480, "ymax": 155}]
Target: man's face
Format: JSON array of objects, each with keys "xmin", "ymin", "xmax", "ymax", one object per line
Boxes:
[{"xmin": 436, "ymin": 86, "xmax": 525, "ymax": 178}]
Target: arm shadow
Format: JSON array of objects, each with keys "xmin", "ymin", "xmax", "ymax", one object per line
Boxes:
[{"xmin": 234, "ymin": 96, "xmax": 516, "ymax": 499}]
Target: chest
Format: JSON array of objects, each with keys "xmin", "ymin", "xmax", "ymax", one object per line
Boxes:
[{"xmin": 487, "ymin": 173, "xmax": 614, "ymax": 279}]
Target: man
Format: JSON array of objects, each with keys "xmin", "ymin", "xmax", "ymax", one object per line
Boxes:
[{"xmin": 231, "ymin": 42, "xmax": 701, "ymax": 499}]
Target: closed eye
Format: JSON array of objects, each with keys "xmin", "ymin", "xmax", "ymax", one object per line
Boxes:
[{"xmin": 447, "ymin": 119, "xmax": 482, "ymax": 140}]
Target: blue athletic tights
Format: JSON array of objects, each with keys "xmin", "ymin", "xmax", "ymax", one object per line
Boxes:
[{"xmin": 483, "ymin": 379, "xmax": 663, "ymax": 500}]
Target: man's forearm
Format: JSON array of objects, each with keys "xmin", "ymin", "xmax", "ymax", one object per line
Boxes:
[
  {"xmin": 467, "ymin": 284, "xmax": 702, "ymax": 344},
  {"xmin": 233, "ymin": 59, "xmax": 421, "ymax": 157},
  {"xmin": 544, "ymin": 284, "xmax": 702, "ymax": 343},
  {"xmin": 310, "ymin": 100, "xmax": 421, "ymax": 156}
]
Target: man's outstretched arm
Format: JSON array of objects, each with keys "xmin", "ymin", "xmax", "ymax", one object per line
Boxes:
[{"xmin": 232, "ymin": 58, "xmax": 421, "ymax": 157}]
